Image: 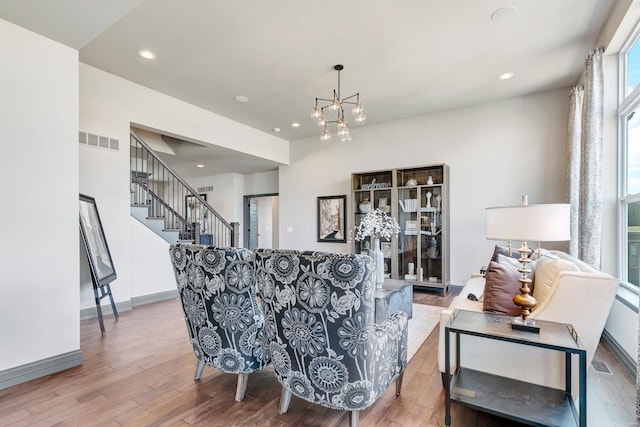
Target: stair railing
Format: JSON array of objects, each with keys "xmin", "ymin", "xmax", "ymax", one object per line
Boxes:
[{"xmin": 130, "ymin": 132, "xmax": 237, "ymax": 247}]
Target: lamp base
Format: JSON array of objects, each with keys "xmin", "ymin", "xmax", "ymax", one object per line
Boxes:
[{"xmin": 511, "ymin": 317, "xmax": 540, "ymax": 333}]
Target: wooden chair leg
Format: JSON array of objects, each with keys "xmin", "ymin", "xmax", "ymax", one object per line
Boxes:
[
  {"xmin": 396, "ymin": 371, "xmax": 404, "ymax": 396},
  {"xmin": 194, "ymin": 359, "xmax": 205, "ymax": 380},
  {"xmin": 279, "ymin": 387, "xmax": 292, "ymax": 414},
  {"xmin": 349, "ymin": 410, "xmax": 360, "ymax": 427},
  {"xmin": 235, "ymin": 373, "xmax": 249, "ymax": 402}
]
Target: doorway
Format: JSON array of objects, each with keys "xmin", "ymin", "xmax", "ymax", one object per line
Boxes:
[{"xmin": 243, "ymin": 194, "xmax": 279, "ymax": 250}]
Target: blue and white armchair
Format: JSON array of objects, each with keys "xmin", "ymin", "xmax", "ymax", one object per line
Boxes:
[
  {"xmin": 254, "ymin": 249, "xmax": 408, "ymax": 427},
  {"xmin": 169, "ymin": 244, "xmax": 270, "ymax": 401}
]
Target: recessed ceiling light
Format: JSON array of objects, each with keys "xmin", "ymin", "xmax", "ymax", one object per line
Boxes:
[
  {"xmin": 197, "ymin": 164, "xmax": 204, "ymax": 168},
  {"xmin": 291, "ymin": 122, "xmax": 301, "ymax": 128},
  {"xmin": 491, "ymin": 6, "xmax": 517, "ymax": 22},
  {"xmin": 499, "ymin": 72, "xmax": 515, "ymax": 80},
  {"xmin": 234, "ymin": 95, "xmax": 249, "ymax": 103},
  {"xmin": 138, "ymin": 49, "xmax": 156, "ymax": 59},
  {"xmin": 272, "ymin": 127, "xmax": 281, "ymax": 133}
]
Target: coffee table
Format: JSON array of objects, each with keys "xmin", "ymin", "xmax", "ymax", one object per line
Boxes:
[{"xmin": 374, "ymin": 279, "xmax": 413, "ymax": 323}]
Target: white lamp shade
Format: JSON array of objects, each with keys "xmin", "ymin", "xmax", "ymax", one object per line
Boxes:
[{"xmin": 486, "ymin": 204, "xmax": 571, "ymax": 242}]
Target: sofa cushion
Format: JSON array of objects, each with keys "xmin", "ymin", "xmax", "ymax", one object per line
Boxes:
[
  {"xmin": 482, "ymin": 259, "xmax": 523, "ymax": 316},
  {"xmin": 532, "ymin": 255, "xmax": 579, "ymax": 310}
]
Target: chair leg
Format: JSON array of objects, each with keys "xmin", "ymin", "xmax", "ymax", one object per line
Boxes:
[
  {"xmin": 396, "ymin": 371, "xmax": 404, "ymax": 396},
  {"xmin": 235, "ymin": 373, "xmax": 249, "ymax": 402},
  {"xmin": 194, "ymin": 359, "xmax": 205, "ymax": 380},
  {"xmin": 349, "ymin": 410, "xmax": 360, "ymax": 427},
  {"xmin": 279, "ymin": 387, "xmax": 292, "ymax": 414}
]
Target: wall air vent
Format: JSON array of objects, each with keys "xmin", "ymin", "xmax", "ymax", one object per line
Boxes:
[
  {"xmin": 79, "ymin": 131, "xmax": 119, "ymax": 152},
  {"xmin": 198, "ymin": 186, "xmax": 214, "ymax": 193}
]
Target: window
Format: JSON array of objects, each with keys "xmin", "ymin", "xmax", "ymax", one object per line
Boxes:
[{"xmin": 619, "ymin": 32, "xmax": 640, "ymax": 287}]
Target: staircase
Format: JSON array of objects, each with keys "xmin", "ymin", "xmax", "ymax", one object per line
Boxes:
[{"xmin": 130, "ymin": 132, "xmax": 238, "ymax": 246}]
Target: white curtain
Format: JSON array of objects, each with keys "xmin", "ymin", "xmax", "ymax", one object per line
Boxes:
[
  {"xmin": 567, "ymin": 47, "xmax": 605, "ymax": 268},
  {"xmin": 567, "ymin": 86, "xmax": 583, "ymax": 257}
]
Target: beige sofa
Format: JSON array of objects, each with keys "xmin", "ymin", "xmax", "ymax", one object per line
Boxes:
[{"xmin": 438, "ymin": 250, "xmax": 619, "ymax": 390}]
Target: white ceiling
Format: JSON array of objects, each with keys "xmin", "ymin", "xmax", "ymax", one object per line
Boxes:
[{"xmin": 0, "ymin": 0, "xmax": 617, "ymax": 175}]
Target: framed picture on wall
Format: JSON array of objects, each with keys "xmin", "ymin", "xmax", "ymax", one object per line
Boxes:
[
  {"xmin": 185, "ymin": 193, "xmax": 207, "ymax": 224},
  {"xmin": 317, "ymin": 195, "xmax": 347, "ymax": 243}
]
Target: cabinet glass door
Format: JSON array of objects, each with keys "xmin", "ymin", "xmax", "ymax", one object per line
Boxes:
[
  {"xmin": 398, "ymin": 187, "xmax": 418, "ymax": 279},
  {"xmin": 420, "ymin": 185, "xmax": 443, "ymax": 283}
]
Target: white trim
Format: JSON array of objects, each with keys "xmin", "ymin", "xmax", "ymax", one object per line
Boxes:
[
  {"xmin": 0, "ymin": 350, "xmax": 83, "ymax": 390},
  {"xmin": 602, "ymin": 329, "xmax": 637, "ymax": 376},
  {"xmin": 79, "ymin": 290, "xmax": 178, "ymax": 321},
  {"xmin": 131, "ymin": 289, "xmax": 178, "ymax": 307},
  {"xmin": 79, "ymin": 299, "xmax": 132, "ymax": 321}
]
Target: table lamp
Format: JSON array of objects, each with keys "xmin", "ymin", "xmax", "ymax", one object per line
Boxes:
[{"xmin": 485, "ymin": 195, "xmax": 570, "ymax": 332}]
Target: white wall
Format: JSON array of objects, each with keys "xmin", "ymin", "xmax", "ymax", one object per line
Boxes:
[
  {"xmin": 279, "ymin": 89, "xmax": 569, "ymax": 285},
  {"xmin": 243, "ymin": 170, "xmax": 279, "ymax": 195},
  {"xmin": 129, "ymin": 218, "xmax": 174, "ymax": 298},
  {"xmin": 0, "ymin": 19, "xmax": 79, "ymax": 370},
  {"xmin": 605, "ymin": 298, "xmax": 639, "ymax": 360},
  {"xmin": 79, "ymin": 64, "xmax": 289, "ymax": 308}
]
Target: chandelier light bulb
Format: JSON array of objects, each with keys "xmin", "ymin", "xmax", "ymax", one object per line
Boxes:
[
  {"xmin": 355, "ymin": 112, "xmax": 366, "ymax": 124},
  {"xmin": 337, "ymin": 124, "xmax": 350, "ymax": 139},
  {"xmin": 317, "ymin": 116, "xmax": 327, "ymax": 128},
  {"xmin": 352, "ymin": 102, "xmax": 363, "ymax": 115},
  {"xmin": 330, "ymin": 98, "xmax": 341, "ymax": 112},
  {"xmin": 311, "ymin": 106, "xmax": 322, "ymax": 120},
  {"xmin": 340, "ymin": 134, "xmax": 352, "ymax": 144},
  {"xmin": 320, "ymin": 129, "xmax": 331, "ymax": 143}
]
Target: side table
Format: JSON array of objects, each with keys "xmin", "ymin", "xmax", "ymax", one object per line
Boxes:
[
  {"xmin": 444, "ymin": 309, "xmax": 586, "ymax": 427},
  {"xmin": 374, "ymin": 279, "xmax": 413, "ymax": 324}
]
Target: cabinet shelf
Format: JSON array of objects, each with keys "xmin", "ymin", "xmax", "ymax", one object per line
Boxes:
[{"xmin": 352, "ymin": 164, "xmax": 449, "ymax": 295}]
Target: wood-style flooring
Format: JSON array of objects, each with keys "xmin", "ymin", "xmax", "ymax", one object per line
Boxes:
[{"xmin": 0, "ymin": 288, "xmax": 635, "ymax": 426}]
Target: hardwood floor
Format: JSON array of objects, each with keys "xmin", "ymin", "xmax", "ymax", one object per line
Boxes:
[{"xmin": 0, "ymin": 288, "xmax": 635, "ymax": 426}]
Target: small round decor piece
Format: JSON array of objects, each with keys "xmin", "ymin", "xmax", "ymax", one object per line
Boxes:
[{"xmin": 406, "ymin": 178, "xmax": 417, "ymax": 187}]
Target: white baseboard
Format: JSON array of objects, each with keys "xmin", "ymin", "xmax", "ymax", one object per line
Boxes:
[
  {"xmin": 601, "ymin": 329, "xmax": 636, "ymax": 377},
  {"xmin": 79, "ymin": 299, "xmax": 133, "ymax": 321},
  {"xmin": 0, "ymin": 350, "xmax": 83, "ymax": 390},
  {"xmin": 80, "ymin": 289, "xmax": 179, "ymax": 320},
  {"xmin": 131, "ymin": 289, "xmax": 178, "ymax": 306}
]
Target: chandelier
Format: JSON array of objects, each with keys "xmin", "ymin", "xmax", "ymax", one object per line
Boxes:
[{"xmin": 311, "ymin": 64, "xmax": 366, "ymax": 143}]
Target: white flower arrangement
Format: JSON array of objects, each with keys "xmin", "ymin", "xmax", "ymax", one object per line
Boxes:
[{"xmin": 351, "ymin": 208, "xmax": 400, "ymax": 241}]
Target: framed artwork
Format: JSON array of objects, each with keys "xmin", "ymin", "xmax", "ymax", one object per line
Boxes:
[
  {"xmin": 185, "ymin": 193, "xmax": 207, "ymax": 224},
  {"xmin": 79, "ymin": 194, "xmax": 117, "ymax": 286},
  {"xmin": 317, "ymin": 195, "xmax": 347, "ymax": 243}
]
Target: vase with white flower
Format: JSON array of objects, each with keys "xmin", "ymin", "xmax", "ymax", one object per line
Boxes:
[{"xmin": 351, "ymin": 208, "xmax": 400, "ymax": 285}]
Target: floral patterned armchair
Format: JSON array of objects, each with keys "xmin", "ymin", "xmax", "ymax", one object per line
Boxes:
[
  {"xmin": 254, "ymin": 249, "xmax": 408, "ymax": 427},
  {"xmin": 169, "ymin": 244, "xmax": 270, "ymax": 401}
]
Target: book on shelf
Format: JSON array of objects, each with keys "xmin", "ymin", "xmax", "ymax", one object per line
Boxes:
[{"xmin": 400, "ymin": 199, "xmax": 418, "ymax": 212}]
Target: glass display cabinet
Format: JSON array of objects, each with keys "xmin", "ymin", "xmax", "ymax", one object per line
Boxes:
[{"xmin": 352, "ymin": 164, "xmax": 449, "ymax": 295}]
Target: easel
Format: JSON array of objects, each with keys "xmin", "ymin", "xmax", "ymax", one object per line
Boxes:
[
  {"xmin": 79, "ymin": 193, "xmax": 119, "ymax": 335},
  {"xmin": 90, "ymin": 275, "xmax": 119, "ymax": 336}
]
